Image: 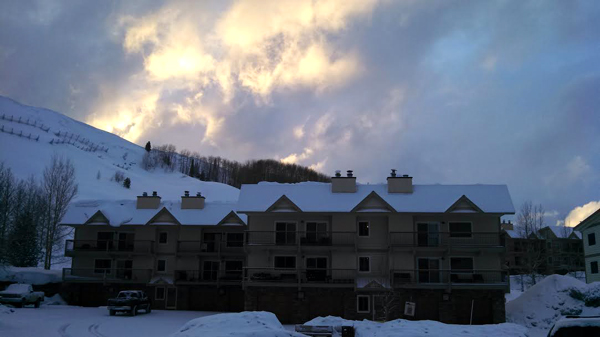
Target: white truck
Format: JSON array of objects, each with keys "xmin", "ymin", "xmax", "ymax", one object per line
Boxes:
[{"xmin": 0, "ymin": 284, "xmax": 44, "ymax": 308}]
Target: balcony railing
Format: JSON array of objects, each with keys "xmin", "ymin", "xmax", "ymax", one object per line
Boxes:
[
  {"xmin": 243, "ymin": 268, "xmax": 356, "ymax": 285},
  {"xmin": 177, "ymin": 240, "xmax": 244, "ymax": 254},
  {"xmin": 63, "ymin": 268, "xmax": 152, "ymax": 283},
  {"xmin": 245, "ymin": 231, "xmax": 356, "ymax": 246},
  {"xmin": 389, "ymin": 232, "xmax": 503, "ymax": 248},
  {"xmin": 174, "ymin": 269, "xmax": 243, "ymax": 283},
  {"xmin": 390, "ymin": 269, "xmax": 508, "ymax": 287},
  {"xmin": 65, "ymin": 240, "xmax": 155, "ymax": 255}
]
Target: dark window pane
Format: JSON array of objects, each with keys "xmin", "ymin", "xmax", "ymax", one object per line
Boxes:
[
  {"xmin": 589, "ymin": 233, "xmax": 596, "ymax": 246},
  {"xmin": 358, "ymin": 222, "xmax": 369, "ymax": 236},
  {"xmin": 449, "ymin": 222, "xmax": 472, "ymax": 238},
  {"xmin": 592, "ymin": 261, "xmax": 598, "ymax": 274},
  {"xmin": 359, "ymin": 257, "xmax": 370, "ymax": 271},
  {"xmin": 451, "ymin": 258, "xmax": 473, "ymax": 270},
  {"xmin": 159, "ymin": 232, "xmax": 168, "ymax": 244}
]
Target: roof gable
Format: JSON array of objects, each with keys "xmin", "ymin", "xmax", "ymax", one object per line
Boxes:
[
  {"xmin": 84, "ymin": 210, "xmax": 110, "ymax": 225},
  {"xmin": 147, "ymin": 207, "xmax": 180, "ymax": 225},
  {"xmin": 446, "ymin": 195, "xmax": 483, "ymax": 213},
  {"xmin": 266, "ymin": 195, "xmax": 302, "ymax": 212},
  {"xmin": 217, "ymin": 211, "xmax": 246, "ymax": 226},
  {"xmin": 351, "ymin": 191, "xmax": 395, "ymax": 212}
]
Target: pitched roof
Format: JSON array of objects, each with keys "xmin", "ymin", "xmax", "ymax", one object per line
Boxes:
[
  {"xmin": 237, "ymin": 182, "xmax": 515, "ymax": 214},
  {"xmin": 61, "ymin": 199, "xmax": 246, "ymax": 227},
  {"xmin": 574, "ymin": 207, "xmax": 600, "ymax": 232}
]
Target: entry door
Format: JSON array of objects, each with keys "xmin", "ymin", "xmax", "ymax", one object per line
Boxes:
[
  {"xmin": 417, "ymin": 223, "xmax": 439, "ymax": 247},
  {"xmin": 116, "ymin": 260, "xmax": 133, "ymax": 280},
  {"xmin": 166, "ymin": 287, "xmax": 177, "ymax": 309}
]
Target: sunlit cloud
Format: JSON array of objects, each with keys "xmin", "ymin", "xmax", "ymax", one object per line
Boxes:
[{"xmin": 564, "ymin": 201, "xmax": 600, "ymax": 227}]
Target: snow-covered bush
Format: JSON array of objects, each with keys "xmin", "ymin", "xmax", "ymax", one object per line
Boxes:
[{"xmin": 112, "ymin": 171, "xmax": 124, "ymax": 183}]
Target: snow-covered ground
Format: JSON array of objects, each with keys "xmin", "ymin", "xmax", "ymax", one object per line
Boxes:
[
  {"xmin": 0, "ymin": 305, "xmax": 220, "ymax": 337},
  {"xmin": 506, "ymin": 274, "xmax": 600, "ymax": 337}
]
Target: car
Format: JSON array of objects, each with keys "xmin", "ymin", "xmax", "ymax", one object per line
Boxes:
[
  {"xmin": 107, "ymin": 290, "xmax": 151, "ymax": 316},
  {"xmin": 0, "ymin": 284, "xmax": 44, "ymax": 308},
  {"xmin": 547, "ymin": 316, "xmax": 600, "ymax": 337}
]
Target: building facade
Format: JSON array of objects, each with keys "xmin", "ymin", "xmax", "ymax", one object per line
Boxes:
[
  {"xmin": 574, "ymin": 208, "xmax": 600, "ymax": 283},
  {"xmin": 502, "ymin": 222, "xmax": 584, "ymax": 275},
  {"xmin": 237, "ymin": 171, "xmax": 514, "ymax": 324},
  {"xmin": 61, "ymin": 191, "xmax": 247, "ymax": 311}
]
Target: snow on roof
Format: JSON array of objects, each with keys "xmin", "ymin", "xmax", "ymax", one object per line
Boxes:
[
  {"xmin": 61, "ymin": 199, "xmax": 246, "ymax": 227},
  {"xmin": 237, "ymin": 182, "xmax": 515, "ymax": 214}
]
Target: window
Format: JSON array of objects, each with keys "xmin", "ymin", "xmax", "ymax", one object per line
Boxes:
[
  {"xmin": 203, "ymin": 233, "xmax": 218, "ymax": 252},
  {"xmin": 306, "ymin": 257, "xmax": 327, "ymax": 269},
  {"xmin": 450, "ymin": 257, "xmax": 473, "ymax": 271},
  {"xmin": 357, "ymin": 295, "xmax": 370, "ymax": 313},
  {"xmin": 159, "ymin": 232, "xmax": 168, "ymax": 244},
  {"xmin": 97, "ymin": 232, "xmax": 114, "ymax": 250},
  {"xmin": 588, "ymin": 233, "xmax": 596, "ymax": 246},
  {"xmin": 274, "ymin": 256, "xmax": 296, "ymax": 269},
  {"xmin": 226, "ymin": 233, "xmax": 244, "ymax": 247},
  {"xmin": 591, "ymin": 261, "xmax": 599, "ymax": 274},
  {"xmin": 225, "ymin": 260, "xmax": 243, "ymax": 272},
  {"xmin": 417, "ymin": 258, "xmax": 441, "ymax": 283},
  {"xmin": 358, "ymin": 222, "xmax": 370, "ymax": 237},
  {"xmin": 155, "ymin": 287, "xmax": 165, "ymax": 300},
  {"xmin": 203, "ymin": 261, "xmax": 220, "ymax": 280},
  {"xmin": 449, "ymin": 222, "xmax": 472, "ymax": 238},
  {"xmin": 358, "ymin": 256, "xmax": 370, "ymax": 272},
  {"xmin": 157, "ymin": 259, "xmax": 166, "ymax": 272},
  {"xmin": 94, "ymin": 259, "xmax": 111, "ymax": 274},
  {"xmin": 306, "ymin": 222, "xmax": 328, "ymax": 244},
  {"xmin": 275, "ymin": 222, "xmax": 297, "ymax": 245}
]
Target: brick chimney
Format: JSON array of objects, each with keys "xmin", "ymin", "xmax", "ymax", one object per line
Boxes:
[
  {"xmin": 387, "ymin": 170, "xmax": 413, "ymax": 193},
  {"xmin": 181, "ymin": 191, "xmax": 205, "ymax": 209},
  {"xmin": 501, "ymin": 220, "xmax": 513, "ymax": 231},
  {"xmin": 331, "ymin": 170, "xmax": 357, "ymax": 193},
  {"xmin": 137, "ymin": 191, "xmax": 161, "ymax": 209}
]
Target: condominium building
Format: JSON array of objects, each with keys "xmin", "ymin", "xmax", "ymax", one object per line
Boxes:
[
  {"xmin": 61, "ymin": 191, "xmax": 247, "ymax": 311},
  {"xmin": 237, "ymin": 171, "xmax": 514, "ymax": 324},
  {"xmin": 574, "ymin": 208, "xmax": 600, "ymax": 283}
]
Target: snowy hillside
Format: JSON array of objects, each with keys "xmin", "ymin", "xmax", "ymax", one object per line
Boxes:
[{"xmin": 0, "ymin": 96, "xmax": 239, "ymax": 202}]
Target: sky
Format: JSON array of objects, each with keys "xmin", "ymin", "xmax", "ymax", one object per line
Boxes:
[{"xmin": 0, "ymin": 0, "xmax": 599, "ymax": 227}]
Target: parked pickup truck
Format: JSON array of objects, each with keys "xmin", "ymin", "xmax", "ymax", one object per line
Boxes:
[
  {"xmin": 0, "ymin": 284, "xmax": 44, "ymax": 308},
  {"xmin": 107, "ymin": 290, "xmax": 151, "ymax": 316}
]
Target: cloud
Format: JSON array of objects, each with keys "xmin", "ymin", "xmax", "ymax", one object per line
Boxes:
[{"xmin": 564, "ymin": 201, "xmax": 600, "ymax": 227}]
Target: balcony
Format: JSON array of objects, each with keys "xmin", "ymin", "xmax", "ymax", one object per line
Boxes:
[
  {"xmin": 390, "ymin": 269, "xmax": 508, "ymax": 289},
  {"xmin": 64, "ymin": 240, "xmax": 154, "ymax": 256},
  {"xmin": 63, "ymin": 268, "xmax": 152, "ymax": 283},
  {"xmin": 243, "ymin": 268, "xmax": 356, "ymax": 287},
  {"xmin": 174, "ymin": 269, "xmax": 243, "ymax": 284},
  {"xmin": 177, "ymin": 240, "xmax": 244, "ymax": 255},
  {"xmin": 389, "ymin": 232, "xmax": 504, "ymax": 250},
  {"xmin": 245, "ymin": 231, "xmax": 356, "ymax": 247}
]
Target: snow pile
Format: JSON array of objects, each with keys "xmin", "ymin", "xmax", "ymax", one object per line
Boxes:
[
  {"xmin": 305, "ymin": 316, "xmax": 528, "ymax": 337},
  {"xmin": 172, "ymin": 312, "xmax": 306, "ymax": 337},
  {"xmin": 506, "ymin": 274, "xmax": 600, "ymax": 333},
  {"xmin": 0, "ymin": 304, "xmax": 14, "ymax": 315},
  {"xmin": 43, "ymin": 294, "xmax": 67, "ymax": 306},
  {"xmin": 0, "ymin": 266, "xmax": 62, "ymax": 284}
]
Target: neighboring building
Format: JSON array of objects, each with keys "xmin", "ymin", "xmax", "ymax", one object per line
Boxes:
[
  {"xmin": 61, "ymin": 191, "xmax": 247, "ymax": 311},
  {"xmin": 237, "ymin": 170, "xmax": 515, "ymax": 324},
  {"xmin": 574, "ymin": 208, "xmax": 600, "ymax": 283},
  {"xmin": 501, "ymin": 221, "xmax": 583, "ymax": 275}
]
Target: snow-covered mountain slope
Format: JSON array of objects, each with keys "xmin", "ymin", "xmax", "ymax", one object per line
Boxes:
[{"xmin": 0, "ymin": 96, "xmax": 239, "ymax": 202}]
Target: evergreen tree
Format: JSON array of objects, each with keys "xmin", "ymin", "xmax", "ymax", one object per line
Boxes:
[
  {"xmin": 8, "ymin": 178, "xmax": 41, "ymax": 267},
  {"xmin": 123, "ymin": 177, "xmax": 131, "ymax": 189},
  {"xmin": 199, "ymin": 170, "xmax": 206, "ymax": 181},
  {"xmin": 145, "ymin": 141, "xmax": 152, "ymax": 152},
  {"xmin": 189, "ymin": 159, "xmax": 195, "ymax": 177}
]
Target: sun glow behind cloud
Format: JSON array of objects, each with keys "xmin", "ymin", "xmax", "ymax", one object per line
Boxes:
[{"xmin": 88, "ymin": 0, "xmax": 377, "ymax": 144}]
